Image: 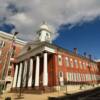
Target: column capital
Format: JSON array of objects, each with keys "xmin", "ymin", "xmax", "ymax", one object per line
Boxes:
[
  {"xmin": 30, "ymin": 56, "xmax": 35, "ymax": 60},
  {"xmin": 35, "ymin": 53, "xmax": 41, "ymax": 57},
  {"xmin": 54, "ymin": 52, "xmax": 58, "ymax": 55},
  {"xmin": 43, "ymin": 51, "xmax": 48, "ymax": 53}
]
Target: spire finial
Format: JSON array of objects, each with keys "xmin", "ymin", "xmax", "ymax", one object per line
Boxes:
[{"xmin": 42, "ymin": 21, "xmax": 46, "ymax": 25}]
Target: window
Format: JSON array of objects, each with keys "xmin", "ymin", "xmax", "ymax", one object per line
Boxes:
[
  {"xmin": 0, "ymin": 41, "xmax": 5, "ymax": 48},
  {"xmin": 76, "ymin": 73, "xmax": 78, "ymax": 81},
  {"xmin": 72, "ymin": 72, "xmax": 75, "ymax": 81},
  {"xmin": 79, "ymin": 61, "xmax": 82, "ymax": 68},
  {"xmin": 10, "ymin": 62, "xmax": 13, "ymax": 67},
  {"xmin": 79, "ymin": 73, "xmax": 81, "ymax": 82},
  {"xmin": 92, "ymin": 74, "xmax": 94, "ymax": 80},
  {"xmin": 86, "ymin": 62, "xmax": 89, "ymax": 67},
  {"xmin": 71, "ymin": 73, "xmax": 73, "ymax": 81},
  {"xmin": 83, "ymin": 74, "xmax": 85, "ymax": 82},
  {"xmin": 58, "ymin": 55, "xmax": 62, "ymax": 66},
  {"xmin": 59, "ymin": 71, "xmax": 63, "ymax": 77},
  {"xmin": 77, "ymin": 73, "xmax": 80, "ymax": 81},
  {"xmin": 82, "ymin": 74, "xmax": 84, "ymax": 82},
  {"xmin": 70, "ymin": 58, "xmax": 74, "ymax": 68},
  {"xmin": 91, "ymin": 63, "xmax": 94, "ymax": 71},
  {"xmin": 45, "ymin": 32, "xmax": 50, "ymax": 41},
  {"xmin": 88, "ymin": 63, "xmax": 91, "ymax": 67},
  {"xmin": 76, "ymin": 73, "xmax": 81, "ymax": 81},
  {"xmin": 69, "ymin": 73, "xmax": 72, "ymax": 81},
  {"xmin": 94, "ymin": 74, "xmax": 96, "ymax": 80},
  {"xmin": 90, "ymin": 63, "xmax": 92, "ymax": 67},
  {"xmin": 88, "ymin": 74, "xmax": 90, "ymax": 81},
  {"xmin": 68, "ymin": 72, "xmax": 71, "ymax": 81},
  {"xmin": 65, "ymin": 57, "xmax": 69, "ymax": 67},
  {"xmin": 83, "ymin": 62, "xmax": 86, "ymax": 68},
  {"xmin": 93, "ymin": 64, "xmax": 95, "ymax": 71},
  {"xmin": 72, "ymin": 73, "xmax": 75, "ymax": 81},
  {"xmin": 11, "ymin": 51, "xmax": 15, "ymax": 58},
  {"xmin": 74, "ymin": 59, "xmax": 78, "ymax": 68},
  {"xmin": 73, "ymin": 73, "xmax": 76, "ymax": 82},
  {"xmin": 8, "ymin": 68, "xmax": 12, "ymax": 76},
  {"xmin": 95, "ymin": 64, "xmax": 98, "ymax": 71},
  {"xmin": 11, "ymin": 45, "xmax": 16, "ymax": 58},
  {"xmin": 27, "ymin": 46, "xmax": 31, "ymax": 51},
  {"xmin": 86, "ymin": 74, "xmax": 88, "ymax": 81},
  {"xmin": 91, "ymin": 74, "xmax": 94, "ymax": 80},
  {"xmin": 66, "ymin": 72, "xmax": 69, "ymax": 81},
  {"xmin": 0, "ymin": 50, "xmax": 2, "ymax": 56}
]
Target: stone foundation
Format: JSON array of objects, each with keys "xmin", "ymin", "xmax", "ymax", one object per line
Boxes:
[{"xmin": 10, "ymin": 84, "xmax": 100, "ymax": 94}]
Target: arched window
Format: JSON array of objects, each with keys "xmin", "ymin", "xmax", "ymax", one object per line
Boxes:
[
  {"xmin": 59, "ymin": 71, "xmax": 63, "ymax": 77},
  {"xmin": 58, "ymin": 55, "xmax": 62, "ymax": 66},
  {"xmin": 83, "ymin": 62, "xmax": 86, "ymax": 69},
  {"xmin": 65, "ymin": 57, "xmax": 69, "ymax": 67},
  {"xmin": 79, "ymin": 61, "xmax": 82, "ymax": 68},
  {"xmin": 70, "ymin": 58, "xmax": 74, "ymax": 68},
  {"xmin": 74, "ymin": 59, "xmax": 78, "ymax": 68}
]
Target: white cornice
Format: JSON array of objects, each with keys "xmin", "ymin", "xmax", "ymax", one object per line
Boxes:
[
  {"xmin": 95, "ymin": 59, "xmax": 100, "ymax": 62},
  {"xmin": 0, "ymin": 31, "xmax": 27, "ymax": 45}
]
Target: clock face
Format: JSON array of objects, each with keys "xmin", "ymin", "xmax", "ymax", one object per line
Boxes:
[
  {"xmin": 38, "ymin": 30, "xmax": 51, "ymax": 42},
  {"xmin": 46, "ymin": 32, "xmax": 50, "ymax": 39}
]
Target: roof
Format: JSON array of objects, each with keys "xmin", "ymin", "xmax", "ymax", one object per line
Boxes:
[
  {"xmin": 18, "ymin": 40, "xmax": 42, "ymax": 56},
  {"xmin": 40, "ymin": 23, "xmax": 49, "ymax": 30},
  {"xmin": 0, "ymin": 31, "xmax": 27, "ymax": 45},
  {"xmin": 17, "ymin": 41, "xmax": 96, "ymax": 63},
  {"xmin": 95, "ymin": 59, "xmax": 100, "ymax": 62}
]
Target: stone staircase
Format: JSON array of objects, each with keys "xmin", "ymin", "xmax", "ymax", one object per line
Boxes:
[{"xmin": 10, "ymin": 87, "xmax": 55, "ymax": 94}]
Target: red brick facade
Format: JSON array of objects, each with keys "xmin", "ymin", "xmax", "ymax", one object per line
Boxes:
[
  {"xmin": 47, "ymin": 48, "xmax": 100, "ymax": 87},
  {"xmin": 0, "ymin": 31, "xmax": 26, "ymax": 85},
  {"xmin": 12, "ymin": 42, "xmax": 100, "ymax": 92},
  {"xmin": 0, "ymin": 41, "xmax": 24, "ymax": 78}
]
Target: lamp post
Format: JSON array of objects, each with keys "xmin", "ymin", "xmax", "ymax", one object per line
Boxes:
[{"xmin": 1, "ymin": 32, "xmax": 18, "ymax": 92}]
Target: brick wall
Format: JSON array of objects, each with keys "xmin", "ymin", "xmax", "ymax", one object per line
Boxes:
[{"xmin": 0, "ymin": 37, "xmax": 24, "ymax": 80}]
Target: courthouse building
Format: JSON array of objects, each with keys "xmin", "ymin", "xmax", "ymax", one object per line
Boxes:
[
  {"xmin": 0, "ymin": 31, "xmax": 26, "ymax": 91},
  {"xmin": 12, "ymin": 23, "xmax": 100, "ymax": 92}
]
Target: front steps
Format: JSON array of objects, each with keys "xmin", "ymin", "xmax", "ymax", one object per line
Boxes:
[{"xmin": 11, "ymin": 87, "xmax": 55, "ymax": 94}]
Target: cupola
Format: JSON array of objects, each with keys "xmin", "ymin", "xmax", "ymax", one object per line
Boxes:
[{"xmin": 37, "ymin": 22, "xmax": 52, "ymax": 43}]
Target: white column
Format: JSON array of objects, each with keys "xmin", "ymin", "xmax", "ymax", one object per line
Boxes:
[
  {"xmin": 17, "ymin": 63, "xmax": 23, "ymax": 88},
  {"xmin": 12, "ymin": 64, "xmax": 18, "ymax": 88},
  {"xmin": 34, "ymin": 56, "xmax": 40, "ymax": 87},
  {"xmin": 23, "ymin": 60, "xmax": 27, "ymax": 87},
  {"xmin": 28, "ymin": 58, "xmax": 33, "ymax": 87},
  {"xmin": 43, "ymin": 52, "xmax": 48, "ymax": 86}
]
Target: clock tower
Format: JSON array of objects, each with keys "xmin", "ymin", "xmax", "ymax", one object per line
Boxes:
[{"xmin": 37, "ymin": 22, "xmax": 52, "ymax": 43}]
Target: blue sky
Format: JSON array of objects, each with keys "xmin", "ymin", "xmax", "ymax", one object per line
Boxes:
[
  {"xmin": 0, "ymin": 18, "xmax": 100, "ymax": 59},
  {"xmin": 54, "ymin": 18, "xmax": 100, "ymax": 59},
  {"xmin": 0, "ymin": 0, "xmax": 100, "ymax": 59}
]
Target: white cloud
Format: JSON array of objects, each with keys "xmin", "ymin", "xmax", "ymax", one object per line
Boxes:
[
  {"xmin": 0, "ymin": 0, "xmax": 100, "ymax": 41},
  {"xmin": 8, "ymin": 13, "xmax": 33, "ymax": 25}
]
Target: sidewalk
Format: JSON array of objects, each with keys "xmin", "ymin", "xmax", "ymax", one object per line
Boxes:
[
  {"xmin": 1, "ymin": 91, "xmax": 64, "ymax": 100},
  {"xmin": 1, "ymin": 86, "xmax": 100, "ymax": 100}
]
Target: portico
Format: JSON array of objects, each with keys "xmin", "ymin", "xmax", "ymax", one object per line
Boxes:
[
  {"xmin": 13, "ymin": 51, "xmax": 51, "ymax": 89},
  {"xmin": 11, "ymin": 22, "xmax": 100, "ymax": 93},
  {"xmin": 12, "ymin": 22, "xmax": 55, "ymax": 90}
]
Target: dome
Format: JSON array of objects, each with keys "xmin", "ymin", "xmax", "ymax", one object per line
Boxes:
[{"xmin": 40, "ymin": 22, "xmax": 49, "ymax": 31}]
